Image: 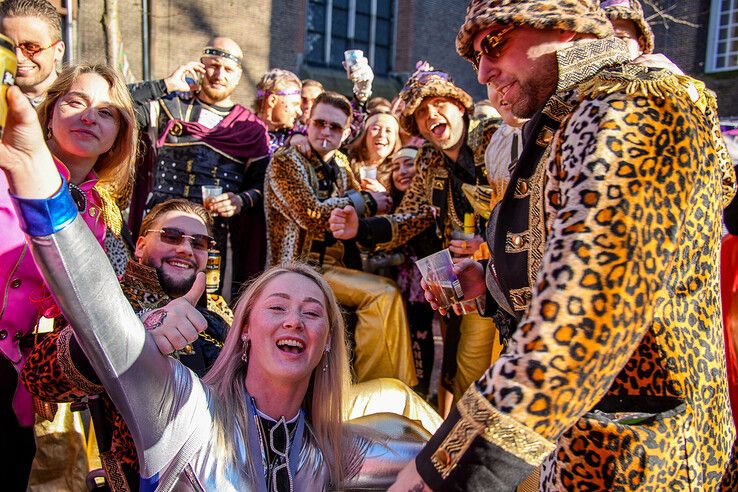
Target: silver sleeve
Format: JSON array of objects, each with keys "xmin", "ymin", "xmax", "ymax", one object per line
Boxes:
[{"xmin": 28, "ymin": 214, "xmax": 208, "ymax": 477}]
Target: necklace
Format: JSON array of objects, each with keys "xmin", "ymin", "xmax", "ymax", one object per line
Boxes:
[{"xmin": 249, "ymin": 397, "xmax": 298, "ymax": 492}]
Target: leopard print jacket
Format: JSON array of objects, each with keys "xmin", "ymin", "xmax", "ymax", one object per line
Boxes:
[{"xmin": 418, "ymin": 37, "xmax": 737, "ymax": 491}]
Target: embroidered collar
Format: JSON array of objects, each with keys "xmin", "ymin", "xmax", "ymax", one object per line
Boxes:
[
  {"xmin": 120, "ymin": 260, "xmax": 168, "ymax": 299},
  {"xmin": 556, "ymin": 36, "xmax": 632, "ymax": 93}
]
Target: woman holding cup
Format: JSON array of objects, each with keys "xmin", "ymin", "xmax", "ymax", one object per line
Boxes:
[{"xmin": 348, "ymin": 111, "xmax": 401, "ymax": 193}]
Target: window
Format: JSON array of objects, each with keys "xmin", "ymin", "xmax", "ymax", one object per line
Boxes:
[
  {"xmin": 306, "ymin": 0, "xmax": 395, "ymax": 75},
  {"xmin": 707, "ymin": 0, "xmax": 738, "ymax": 72}
]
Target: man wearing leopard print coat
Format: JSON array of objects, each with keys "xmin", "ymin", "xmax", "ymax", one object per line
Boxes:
[{"xmin": 389, "ymin": 0, "xmax": 738, "ymax": 491}]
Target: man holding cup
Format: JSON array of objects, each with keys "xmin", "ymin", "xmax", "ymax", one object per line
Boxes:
[
  {"xmin": 330, "ymin": 63, "xmax": 502, "ymax": 414},
  {"xmin": 389, "ymin": 0, "xmax": 737, "ymax": 490},
  {"xmin": 128, "ymin": 37, "xmax": 270, "ymax": 291}
]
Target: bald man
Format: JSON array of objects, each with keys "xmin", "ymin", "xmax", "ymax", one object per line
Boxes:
[{"xmin": 128, "ymin": 37, "xmax": 270, "ymax": 294}]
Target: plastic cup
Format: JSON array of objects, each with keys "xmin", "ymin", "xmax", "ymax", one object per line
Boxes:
[
  {"xmin": 359, "ymin": 165, "xmax": 377, "ymax": 181},
  {"xmin": 415, "ymin": 249, "xmax": 465, "ymax": 310},
  {"xmin": 344, "ymin": 49, "xmax": 364, "ymax": 68},
  {"xmin": 201, "ymin": 185, "xmax": 222, "ymax": 211}
]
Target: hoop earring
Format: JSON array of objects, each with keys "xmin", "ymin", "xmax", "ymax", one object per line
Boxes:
[{"xmin": 241, "ymin": 338, "xmax": 250, "ymax": 365}]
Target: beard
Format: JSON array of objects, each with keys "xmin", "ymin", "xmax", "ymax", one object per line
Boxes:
[
  {"xmin": 510, "ymin": 57, "xmax": 558, "ymax": 119},
  {"xmin": 156, "ymin": 264, "xmax": 197, "ymax": 298},
  {"xmin": 200, "ymin": 80, "xmax": 236, "ymax": 104}
]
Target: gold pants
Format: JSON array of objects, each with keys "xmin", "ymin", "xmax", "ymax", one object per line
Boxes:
[
  {"xmin": 323, "ymin": 265, "xmax": 417, "ymax": 387},
  {"xmin": 450, "ymin": 311, "xmax": 503, "ymax": 405},
  {"xmin": 346, "ymin": 378, "xmax": 442, "ymax": 434}
]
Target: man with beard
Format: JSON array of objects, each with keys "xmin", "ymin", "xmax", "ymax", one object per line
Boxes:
[
  {"xmin": 128, "ymin": 37, "xmax": 270, "ymax": 291},
  {"xmin": 388, "ymin": 0, "xmax": 737, "ymax": 490},
  {"xmin": 330, "ymin": 65, "xmax": 502, "ymax": 415},
  {"xmin": 0, "ymin": 0, "xmax": 65, "ymax": 108},
  {"xmin": 21, "ymin": 199, "xmax": 230, "ymax": 491}
]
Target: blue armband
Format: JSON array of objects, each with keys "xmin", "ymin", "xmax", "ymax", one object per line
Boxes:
[{"xmin": 11, "ymin": 175, "xmax": 78, "ymax": 236}]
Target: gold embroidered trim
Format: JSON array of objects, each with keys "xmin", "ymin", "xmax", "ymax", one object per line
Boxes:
[
  {"xmin": 57, "ymin": 327, "xmax": 105, "ymax": 395},
  {"xmin": 514, "ymin": 178, "xmax": 530, "ymax": 199},
  {"xmin": 542, "ymin": 95, "xmax": 573, "ymax": 123},
  {"xmin": 100, "ymin": 450, "xmax": 132, "ymax": 492},
  {"xmin": 536, "ymin": 126, "xmax": 556, "ymax": 148},
  {"xmin": 577, "ymin": 65, "xmax": 682, "ymax": 101},
  {"xmin": 509, "ymin": 287, "xmax": 533, "ymax": 312},
  {"xmin": 431, "ymin": 387, "xmax": 555, "ymax": 478},
  {"xmin": 94, "ymin": 186, "xmax": 123, "ymax": 237},
  {"xmin": 505, "ymin": 230, "xmax": 530, "ymax": 254},
  {"xmin": 207, "ymin": 294, "xmax": 234, "ymax": 326},
  {"xmin": 527, "ymin": 145, "xmax": 547, "ymax": 288},
  {"xmin": 557, "ymin": 37, "xmax": 631, "ymax": 92}
]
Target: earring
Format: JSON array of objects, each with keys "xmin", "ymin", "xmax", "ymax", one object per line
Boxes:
[
  {"xmin": 241, "ymin": 338, "xmax": 250, "ymax": 364},
  {"xmin": 47, "ymin": 127, "xmax": 53, "ymax": 139},
  {"xmin": 322, "ymin": 346, "xmax": 330, "ymax": 372}
]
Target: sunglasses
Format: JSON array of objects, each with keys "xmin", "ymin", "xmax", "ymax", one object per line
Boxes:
[
  {"xmin": 472, "ymin": 25, "xmax": 516, "ymax": 71},
  {"xmin": 146, "ymin": 227, "xmax": 215, "ymax": 251},
  {"xmin": 310, "ymin": 118, "xmax": 345, "ymax": 132},
  {"xmin": 16, "ymin": 40, "xmax": 60, "ymax": 59}
]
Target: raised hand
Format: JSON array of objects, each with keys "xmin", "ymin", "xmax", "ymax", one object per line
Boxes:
[
  {"xmin": 329, "ymin": 205, "xmax": 359, "ymax": 240},
  {"xmin": 164, "ymin": 61, "xmax": 206, "ymax": 93},
  {"xmin": 143, "ymin": 272, "xmax": 208, "ymax": 355},
  {"xmin": 208, "ymin": 192, "xmax": 243, "ymax": 217},
  {"xmin": 0, "ymin": 86, "xmax": 59, "ymax": 199}
]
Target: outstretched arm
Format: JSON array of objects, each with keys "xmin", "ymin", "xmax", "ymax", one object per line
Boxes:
[{"xmin": 0, "ymin": 87, "xmax": 209, "ymax": 478}]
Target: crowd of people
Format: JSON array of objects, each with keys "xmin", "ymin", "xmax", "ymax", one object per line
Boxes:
[{"xmin": 2, "ymin": 0, "xmax": 738, "ymax": 490}]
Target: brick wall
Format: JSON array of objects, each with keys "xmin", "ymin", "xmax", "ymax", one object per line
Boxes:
[{"xmin": 646, "ymin": 0, "xmax": 738, "ymax": 117}]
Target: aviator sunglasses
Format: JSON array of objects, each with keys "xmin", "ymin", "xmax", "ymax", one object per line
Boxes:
[
  {"xmin": 145, "ymin": 227, "xmax": 215, "ymax": 251},
  {"xmin": 472, "ymin": 24, "xmax": 516, "ymax": 71}
]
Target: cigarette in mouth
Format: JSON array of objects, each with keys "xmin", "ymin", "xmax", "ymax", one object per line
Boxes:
[{"xmin": 322, "ymin": 139, "xmax": 328, "ymax": 149}]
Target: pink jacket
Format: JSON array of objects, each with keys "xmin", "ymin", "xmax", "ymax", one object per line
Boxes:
[{"xmin": 0, "ymin": 160, "xmax": 106, "ymax": 426}]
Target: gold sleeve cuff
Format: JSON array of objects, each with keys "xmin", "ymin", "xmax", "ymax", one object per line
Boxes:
[
  {"xmin": 431, "ymin": 387, "xmax": 555, "ymax": 478},
  {"xmin": 57, "ymin": 326, "xmax": 105, "ymax": 395}
]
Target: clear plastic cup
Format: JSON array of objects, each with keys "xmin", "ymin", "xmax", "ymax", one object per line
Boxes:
[
  {"xmin": 201, "ymin": 185, "xmax": 222, "ymax": 212},
  {"xmin": 415, "ymin": 249, "xmax": 466, "ymax": 311},
  {"xmin": 359, "ymin": 165, "xmax": 378, "ymax": 181}
]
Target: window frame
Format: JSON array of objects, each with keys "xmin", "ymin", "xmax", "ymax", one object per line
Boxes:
[{"xmin": 707, "ymin": 0, "xmax": 738, "ymax": 73}]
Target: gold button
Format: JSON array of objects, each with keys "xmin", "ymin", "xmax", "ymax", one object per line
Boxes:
[
  {"xmin": 10, "ymin": 279, "xmax": 21, "ymax": 289},
  {"xmin": 512, "ymin": 235, "xmax": 524, "ymax": 248},
  {"xmin": 89, "ymin": 208, "xmax": 96, "ymax": 217},
  {"xmin": 434, "ymin": 449, "xmax": 452, "ymax": 466},
  {"xmin": 519, "ymin": 181, "xmax": 529, "ymax": 194}
]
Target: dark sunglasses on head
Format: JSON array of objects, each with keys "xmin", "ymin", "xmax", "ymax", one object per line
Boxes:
[
  {"xmin": 146, "ymin": 227, "xmax": 214, "ymax": 251},
  {"xmin": 472, "ymin": 24, "xmax": 516, "ymax": 71},
  {"xmin": 16, "ymin": 40, "xmax": 59, "ymax": 59}
]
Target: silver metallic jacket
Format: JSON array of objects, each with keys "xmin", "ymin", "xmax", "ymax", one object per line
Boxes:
[{"xmin": 29, "ymin": 215, "xmax": 424, "ymax": 491}]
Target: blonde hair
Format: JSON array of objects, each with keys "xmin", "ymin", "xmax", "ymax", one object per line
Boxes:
[
  {"xmin": 203, "ymin": 263, "xmax": 352, "ymax": 486},
  {"xmin": 37, "ymin": 63, "xmax": 138, "ymax": 208},
  {"xmin": 253, "ymin": 68, "xmax": 302, "ymax": 113},
  {"xmin": 140, "ymin": 198, "xmax": 213, "ymax": 237}
]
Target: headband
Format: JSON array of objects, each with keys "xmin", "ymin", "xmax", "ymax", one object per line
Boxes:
[
  {"xmin": 256, "ymin": 88, "xmax": 301, "ymax": 97},
  {"xmin": 201, "ymin": 47, "xmax": 242, "ymax": 64},
  {"xmin": 392, "ymin": 147, "xmax": 419, "ymax": 162}
]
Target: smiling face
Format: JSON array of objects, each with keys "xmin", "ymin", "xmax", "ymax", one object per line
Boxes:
[
  {"xmin": 364, "ymin": 113, "xmax": 399, "ymax": 164},
  {"xmin": 391, "ymin": 156, "xmax": 416, "ymax": 192},
  {"xmin": 199, "ymin": 56, "xmax": 241, "ymax": 104},
  {"xmin": 243, "ymin": 272, "xmax": 330, "ymax": 390},
  {"xmin": 47, "ymin": 72, "xmax": 121, "ymax": 167},
  {"xmin": 474, "ymin": 25, "xmax": 564, "ymax": 119},
  {"xmin": 135, "ymin": 211, "xmax": 209, "ymax": 298},
  {"xmin": 414, "ymin": 96, "xmax": 467, "ymax": 152},
  {"xmin": 1, "ymin": 15, "xmax": 64, "ymax": 94}
]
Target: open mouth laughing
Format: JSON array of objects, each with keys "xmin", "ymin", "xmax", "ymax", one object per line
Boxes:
[{"xmin": 276, "ymin": 337, "xmax": 306, "ymax": 354}]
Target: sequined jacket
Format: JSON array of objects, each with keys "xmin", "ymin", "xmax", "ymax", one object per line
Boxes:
[
  {"xmin": 21, "ymin": 260, "xmax": 232, "ymax": 491},
  {"xmin": 416, "ymin": 37, "xmax": 738, "ymax": 491},
  {"xmin": 20, "ymin": 208, "xmax": 425, "ymax": 491},
  {"xmin": 264, "ymin": 146, "xmax": 369, "ymax": 267},
  {"xmin": 358, "ymin": 118, "xmax": 497, "ymax": 251}
]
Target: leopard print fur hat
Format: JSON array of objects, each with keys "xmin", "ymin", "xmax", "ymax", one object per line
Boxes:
[
  {"xmin": 601, "ymin": 0, "xmax": 654, "ymax": 54},
  {"xmin": 398, "ymin": 61, "xmax": 473, "ymax": 136},
  {"xmin": 456, "ymin": 0, "xmax": 614, "ymax": 62}
]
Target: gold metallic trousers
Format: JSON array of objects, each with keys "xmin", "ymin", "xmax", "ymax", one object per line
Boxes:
[
  {"xmin": 323, "ymin": 265, "xmax": 418, "ymax": 387},
  {"xmin": 450, "ymin": 311, "xmax": 503, "ymax": 405},
  {"xmin": 346, "ymin": 378, "xmax": 442, "ymax": 434}
]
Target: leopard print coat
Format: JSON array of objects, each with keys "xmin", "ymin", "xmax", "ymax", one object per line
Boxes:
[{"xmin": 417, "ymin": 37, "xmax": 737, "ymax": 491}]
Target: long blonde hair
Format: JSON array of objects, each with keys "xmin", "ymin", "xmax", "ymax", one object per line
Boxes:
[
  {"xmin": 203, "ymin": 263, "xmax": 352, "ymax": 485},
  {"xmin": 37, "ymin": 63, "xmax": 138, "ymax": 209}
]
